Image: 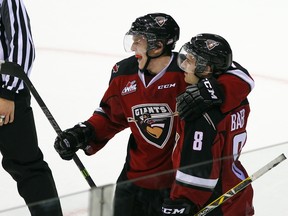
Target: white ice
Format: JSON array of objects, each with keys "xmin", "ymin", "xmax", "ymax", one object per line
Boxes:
[{"xmin": 0, "ymin": 0, "xmax": 287, "ymax": 215}]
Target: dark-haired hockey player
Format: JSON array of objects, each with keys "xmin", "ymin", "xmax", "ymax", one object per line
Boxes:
[
  {"xmin": 54, "ymin": 13, "xmax": 254, "ymax": 216},
  {"xmin": 162, "ymin": 34, "xmax": 254, "ymax": 216}
]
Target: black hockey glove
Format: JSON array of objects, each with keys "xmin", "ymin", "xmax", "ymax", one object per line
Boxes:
[
  {"xmin": 176, "ymin": 77, "xmax": 224, "ymax": 121},
  {"xmin": 162, "ymin": 198, "xmax": 198, "ymax": 215},
  {"xmin": 54, "ymin": 122, "xmax": 94, "ymax": 160}
]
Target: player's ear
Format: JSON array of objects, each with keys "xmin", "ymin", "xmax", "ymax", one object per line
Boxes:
[
  {"xmin": 202, "ymin": 66, "xmax": 213, "ymax": 78},
  {"xmin": 155, "ymin": 41, "xmax": 163, "ymax": 49},
  {"xmin": 150, "ymin": 41, "xmax": 164, "ymax": 56},
  {"xmin": 205, "ymin": 65, "xmax": 212, "ymax": 73}
]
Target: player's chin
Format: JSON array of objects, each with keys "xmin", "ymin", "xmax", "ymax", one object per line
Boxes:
[
  {"xmin": 137, "ymin": 59, "xmax": 145, "ymax": 69},
  {"xmin": 184, "ymin": 76, "xmax": 193, "ymax": 84}
]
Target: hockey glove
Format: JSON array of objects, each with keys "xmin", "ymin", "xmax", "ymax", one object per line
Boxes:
[
  {"xmin": 162, "ymin": 198, "xmax": 197, "ymax": 215},
  {"xmin": 176, "ymin": 77, "xmax": 224, "ymax": 121},
  {"xmin": 54, "ymin": 122, "xmax": 94, "ymax": 160}
]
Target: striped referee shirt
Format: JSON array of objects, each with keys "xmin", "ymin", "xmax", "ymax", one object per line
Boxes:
[{"xmin": 0, "ymin": 0, "xmax": 35, "ymax": 100}]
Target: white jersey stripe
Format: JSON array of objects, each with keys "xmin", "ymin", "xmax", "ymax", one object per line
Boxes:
[
  {"xmin": 226, "ymin": 68, "xmax": 255, "ymax": 90},
  {"xmin": 176, "ymin": 170, "xmax": 218, "ymax": 190}
]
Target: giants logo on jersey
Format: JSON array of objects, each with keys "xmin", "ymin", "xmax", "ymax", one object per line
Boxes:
[{"xmin": 129, "ymin": 104, "xmax": 174, "ymax": 149}]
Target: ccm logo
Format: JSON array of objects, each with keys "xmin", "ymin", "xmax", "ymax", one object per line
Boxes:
[
  {"xmin": 203, "ymin": 80, "xmax": 218, "ymax": 99},
  {"xmin": 162, "ymin": 207, "xmax": 186, "ymax": 214},
  {"xmin": 158, "ymin": 83, "xmax": 176, "ymax": 89}
]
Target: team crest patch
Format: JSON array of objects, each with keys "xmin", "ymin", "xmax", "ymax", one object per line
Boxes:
[
  {"xmin": 128, "ymin": 104, "xmax": 173, "ymax": 149},
  {"xmin": 121, "ymin": 80, "xmax": 137, "ymax": 95},
  {"xmin": 205, "ymin": 39, "xmax": 219, "ymax": 50}
]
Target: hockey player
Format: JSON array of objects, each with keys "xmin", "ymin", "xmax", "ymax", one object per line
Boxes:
[
  {"xmin": 0, "ymin": 0, "xmax": 62, "ymax": 215},
  {"xmin": 162, "ymin": 34, "xmax": 255, "ymax": 215},
  {"xmin": 54, "ymin": 14, "xmax": 254, "ymax": 216}
]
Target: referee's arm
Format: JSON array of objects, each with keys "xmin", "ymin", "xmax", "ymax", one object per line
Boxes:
[{"xmin": 0, "ymin": 0, "xmax": 35, "ymax": 100}]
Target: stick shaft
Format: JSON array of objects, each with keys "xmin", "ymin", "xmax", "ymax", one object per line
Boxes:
[
  {"xmin": 195, "ymin": 153, "xmax": 286, "ymax": 216},
  {"xmin": 0, "ymin": 61, "xmax": 96, "ymax": 188}
]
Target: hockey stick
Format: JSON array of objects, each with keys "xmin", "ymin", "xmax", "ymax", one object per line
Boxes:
[
  {"xmin": 0, "ymin": 61, "xmax": 96, "ymax": 188},
  {"xmin": 194, "ymin": 153, "xmax": 286, "ymax": 216}
]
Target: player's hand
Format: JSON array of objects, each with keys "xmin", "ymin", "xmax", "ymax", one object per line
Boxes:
[
  {"xmin": 176, "ymin": 77, "xmax": 224, "ymax": 121},
  {"xmin": 162, "ymin": 198, "xmax": 197, "ymax": 215},
  {"xmin": 54, "ymin": 122, "xmax": 94, "ymax": 160}
]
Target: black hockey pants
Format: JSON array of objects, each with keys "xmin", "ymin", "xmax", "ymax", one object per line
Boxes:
[{"xmin": 113, "ymin": 167, "xmax": 170, "ymax": 216}]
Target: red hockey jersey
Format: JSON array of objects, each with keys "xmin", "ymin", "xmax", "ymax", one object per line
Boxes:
[
  {"xmin": 86, "ymin": 53, "xmax": 254, "ymax": 192},
  {"xmin": 170, "ymin": 78, "xmax": 255, "ymax": 214},
  {"xmin": 87, "ymin": 53, "xmax": 185, "ymax": 189}
]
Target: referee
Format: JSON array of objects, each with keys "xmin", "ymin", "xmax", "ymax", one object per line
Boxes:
[{"xmin": 0, "ymin": 0, "xmax": 62, "ymax": 215}]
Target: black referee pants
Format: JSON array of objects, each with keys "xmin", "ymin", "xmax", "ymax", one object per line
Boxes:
[{"xmin": 0, "ymin": 93, "xmax": 62, "ymax": 216}]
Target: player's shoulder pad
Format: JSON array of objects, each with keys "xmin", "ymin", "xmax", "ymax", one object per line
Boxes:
[
  {"xmin": 226, "ymin": 61, "xmax": 255, "ymax": 90},
  {"xmin": 109, "ymin": 56, "xmax": 138, "ymax": 83}
]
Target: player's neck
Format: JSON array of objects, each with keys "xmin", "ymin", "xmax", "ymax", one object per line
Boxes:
[{"xmin": 147, "ymin": 55, "xmax": 171, "ymax": 75}]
